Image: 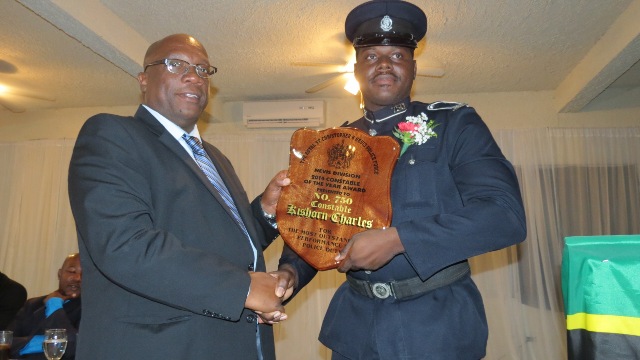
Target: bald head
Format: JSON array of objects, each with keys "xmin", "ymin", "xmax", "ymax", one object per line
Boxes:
[
  {"xmin": 62, "ymin": 252, "xmax": 80, "ymax": 268},
  {"xmin": 143, "ymin": 34, "xmax": 208, "ymax": 66}
]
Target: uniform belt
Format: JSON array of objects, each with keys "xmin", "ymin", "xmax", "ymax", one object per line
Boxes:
[{"xmin": 346, "ymin": 261, "xmax": 470, "ymax": 300}]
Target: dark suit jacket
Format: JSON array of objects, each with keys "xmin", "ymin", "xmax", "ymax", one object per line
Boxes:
[
  {"xmin": 68, "ymin": 106, "xmax": 279, "ymax": 360},
  {"xmin": 0, "ymin": 272, "xmax": 27, "ymax": 329},
  {"xmin": 7, "ymin": 296, "xmax": 81, "ymax": 359},
  {"xmin": 281, "ymin": 99, "xmax": 527, "ymax": 359}
]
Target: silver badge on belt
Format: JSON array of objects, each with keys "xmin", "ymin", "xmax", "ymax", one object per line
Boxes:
[{"xmin": 372, "ymin": 282, "xmax": 392, "ymax": 299}]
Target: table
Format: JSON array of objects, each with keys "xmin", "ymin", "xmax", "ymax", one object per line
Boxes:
[{"xmin": 562, "ymin": 235, "xmax": 640, "ymax": 359}]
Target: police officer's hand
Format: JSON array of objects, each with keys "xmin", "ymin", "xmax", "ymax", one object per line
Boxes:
[{"xmin": 335, "ymin": 227, "xmax": 405, "ymax": 273}]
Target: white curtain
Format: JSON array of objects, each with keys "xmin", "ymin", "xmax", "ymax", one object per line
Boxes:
[
  {"xmin": 0, "ymin": 139, "xmax": 78, "ymax": 299},
  {"xmin": 1, "ymin": 127, "xmax": 639, "ymax": 359},
  {"xmin": 479, "ymin": 128, "xmax": 640, "ymax": 359}
]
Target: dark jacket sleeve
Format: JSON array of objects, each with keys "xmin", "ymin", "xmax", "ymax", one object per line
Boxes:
[
  {"xmin": 7, "ymin": 297, "xmax": 81, "ymax": 359},
  {"xmin": 0, "ymin": 272, "xmax": 27, "ymax": 329},
  {"xmin": 251, "ymin": 196, "xmax": 281, "ymax": 250},
  {"xmin": 278, "ymin": 245, "xmax": 318, "ymax": 300}
]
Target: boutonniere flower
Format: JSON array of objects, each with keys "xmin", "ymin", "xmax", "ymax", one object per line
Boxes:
[{"xmin": 392, "ymin": 112, "xmax": 439, "ymax": 156}]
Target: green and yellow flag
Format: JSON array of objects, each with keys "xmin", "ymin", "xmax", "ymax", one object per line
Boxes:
[{"xmin": 562, "ymin": 235, "xmax": 640, "ymax": 359}]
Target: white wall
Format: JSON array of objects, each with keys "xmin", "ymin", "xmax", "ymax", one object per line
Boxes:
[
  {"xmin": 0, "ymin": 89, "xmax": 639, "ymax": 143},
  {"xmin": 218, "ymin": 90, "xmax": 640, "ymax": 132}
]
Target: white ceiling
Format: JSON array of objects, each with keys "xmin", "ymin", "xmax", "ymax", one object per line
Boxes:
[{"xmin": 1, "ymin": 0, "xmax": 639, "ymax": 119}]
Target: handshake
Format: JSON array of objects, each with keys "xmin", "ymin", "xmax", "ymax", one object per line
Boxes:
[{"xmin": 244, "ymin": 265, "xmax": 297, "ymax": 324}]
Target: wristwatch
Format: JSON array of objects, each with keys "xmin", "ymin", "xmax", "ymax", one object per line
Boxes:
[{"xmin": 262, "ymin": 208, "xmax": 278, "ymax": 229}]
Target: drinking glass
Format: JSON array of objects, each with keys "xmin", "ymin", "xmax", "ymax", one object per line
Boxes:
[
  {"xmin": 0, "ymin": 330, "xmax": 12, "ymax": 360},
  {"xmin": 42, "ymin": 329, "xmax": 67, "ymax": 360}
]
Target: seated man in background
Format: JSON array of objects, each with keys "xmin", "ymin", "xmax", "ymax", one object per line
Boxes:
[
  {"xmin": 7, "ymin": 253, "xmax": 81, "ymax": 359},
  {"xmin": 0, "ymin": 271, "xmax": 27, "ymax": 329}
]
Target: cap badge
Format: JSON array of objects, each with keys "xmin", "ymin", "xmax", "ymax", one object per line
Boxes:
[{"xmin": 380, "ymin": 15, "xmax": 393, "ymax": 32}]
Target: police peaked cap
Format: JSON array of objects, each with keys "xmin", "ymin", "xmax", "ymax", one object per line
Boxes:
[{"xmin": 345, "ymin": 0, "xmax": 427, "ymax": 49}]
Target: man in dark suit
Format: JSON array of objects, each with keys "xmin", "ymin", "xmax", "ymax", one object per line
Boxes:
[
  {"xmin": 7, "ymin": 253, "xmax": 81, "ymax": 359},
  {"xmin": 276, "ymin": 1, "xmax": 527, "ymax": 359},
  {"xmin": 68, "ymin": 34, "xmax": 289, "ymax": 360}
]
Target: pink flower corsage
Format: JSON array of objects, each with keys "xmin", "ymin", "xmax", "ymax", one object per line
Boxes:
[{"xmin": 392, "ymin": 112, "xmax": 438, "ymax": 156}]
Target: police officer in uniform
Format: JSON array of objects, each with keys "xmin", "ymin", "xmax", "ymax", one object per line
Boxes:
[{"xmin": 276, "ymin": 1, "xmax": 527, "ymax": 359}]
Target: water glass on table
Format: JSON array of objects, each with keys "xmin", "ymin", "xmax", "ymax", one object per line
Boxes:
[
  {"xmin": 0, "ymin": 330, "xmax": 12, "ymax": 360},
  {"xmin": 43, "ymin": 329, "xmax": 67, "ymax": 360}
]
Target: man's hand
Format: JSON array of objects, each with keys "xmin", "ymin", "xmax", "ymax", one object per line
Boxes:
[
  {"xmin": 255, "ymin": 310, "xmax": 287, "ymax": 325},
  {"xmin": 44, "ymin": 289, "xmax": 77, "ymax": 303},
  {"xmin": 335, "ymin": 227, "xmax": 405, "ymax": 273},
  {"xmin": 245, "ymin": 272, "xmax": 285, "ymax": 314},
  {"xmin": 253, "ymin": 266, "xmax": 297, "ymax": 324},
  {"xmin": 260, "ymin": 170, "xmax": 290, "ymax": 215},
  {"xmin": 270, "ymin": 266, "xmax": 296, "ymax": 301}
]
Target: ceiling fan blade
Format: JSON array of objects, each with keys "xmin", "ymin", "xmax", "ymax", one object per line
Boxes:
[
  {"xmin": 305, "ymin": 75, "xmax": 344, "ymax": 93},
  {"xmin": 10, "ymin": 89, "xmax": 56, "ymax": 102},
  {"xmin": 0, "ymin": 97, "xmax": 26, "ymax": 113},
  {"xmin": 0, "ymin": 60, "xmax": 18, "ymax": 74},
  {"xmin": 291, "ymin": 61, "xmax": 344, "ymax": 67},
  {"xmin": 417, "ymin": 67, "xmax": 445, "ymax": 78}
]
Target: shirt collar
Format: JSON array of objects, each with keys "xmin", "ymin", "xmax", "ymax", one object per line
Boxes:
[{"xmin": 142, "ymin": 104, "xmax": 201, "ymax": 140}]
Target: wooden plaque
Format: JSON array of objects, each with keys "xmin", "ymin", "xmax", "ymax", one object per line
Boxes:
[{"xmin": 276, "ymin": 127, "xmax": 400, "ymax": 270}]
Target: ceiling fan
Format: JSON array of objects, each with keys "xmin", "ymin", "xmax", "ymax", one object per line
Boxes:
[
  {"xmin": 292, "ymin": 59, "xmax": 445, "ymax": 94},
  {"xmin": 0, "ymin": 87, "xmax": 56, "ymax": 113},
  {"xmin": 0, "ymin": 59, "xmax": 56, "ymax": 113}
]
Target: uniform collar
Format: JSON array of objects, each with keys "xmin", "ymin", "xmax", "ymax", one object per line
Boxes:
[
  {"xmin": 362, "ymin": 98, "xmax": 413, "ymax": 137},
  {"xmin": 363, "ymin": 97, "xmax": 411, "ymax": 123}
]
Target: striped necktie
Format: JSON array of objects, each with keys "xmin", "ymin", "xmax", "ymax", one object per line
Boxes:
[{"xmin": 182, "ymin": 135, "xmax": 256, "ymax": 252}]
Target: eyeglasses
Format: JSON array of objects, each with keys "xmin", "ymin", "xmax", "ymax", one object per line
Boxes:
[{"xmin": 144, "ymin": 58, "xmax": 217, "ymax": 79}]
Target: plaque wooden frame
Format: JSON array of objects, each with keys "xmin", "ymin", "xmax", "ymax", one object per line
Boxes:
[{"xmin": 276, "ymin": 127, "xmax": 399, "ymax": 270}]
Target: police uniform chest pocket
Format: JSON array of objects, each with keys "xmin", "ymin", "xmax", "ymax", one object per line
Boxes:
[{"xmin": 400, "ymin": 148, "xmax": 439, "ymax": 209}]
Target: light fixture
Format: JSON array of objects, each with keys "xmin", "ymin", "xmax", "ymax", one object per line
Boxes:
[
  {"xmin": 342, "ymin": 59, "xmax": 359, "ymax": 95},
  {"xmin": 343, "ymin": 74, "xmax": 360, "ymax": 95},
  {"xmin": 0, "ymin": 83, "xmax": 56, "ymax": 113}
]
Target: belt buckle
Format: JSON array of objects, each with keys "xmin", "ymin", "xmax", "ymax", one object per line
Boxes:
[{"xmin": 371, "ymin": 282, "xmax": 392, "ymax": 299}]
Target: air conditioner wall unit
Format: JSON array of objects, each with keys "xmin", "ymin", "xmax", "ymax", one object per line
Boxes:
[{"xmin": 243, "ymin": 100, "xmax": 324, "ymax": 128}]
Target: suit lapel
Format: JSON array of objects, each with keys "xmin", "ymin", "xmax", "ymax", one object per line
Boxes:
[
  {"xmin": 202, "ymin": 141, "xmax": 262, "ymax": 246},
  {"xmin": 134, "ymin": 106, "xmax": 249, "ymax": 237}
]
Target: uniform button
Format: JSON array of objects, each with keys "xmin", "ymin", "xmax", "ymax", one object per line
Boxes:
[
  {"xmin": 248, "ymin": 263, "xmax": 254, "ymax": 271},
  {"xmin": 246, "ymin": 314, "xmax": 256, "ymax": 323}
]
